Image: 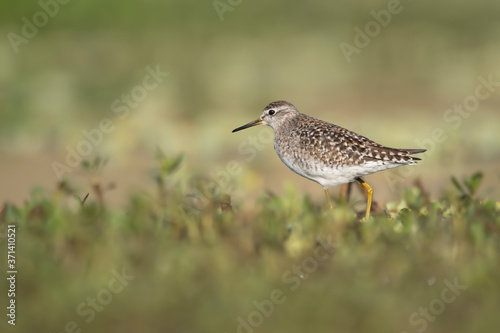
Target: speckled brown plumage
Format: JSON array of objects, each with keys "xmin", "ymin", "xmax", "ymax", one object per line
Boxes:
[
  {"xmin": 274, "ymin": 109, "xmax": 423, "ymax": 170},
  {"xmin": 232, "ymin": 100, "xmax": 426, "ymax": 217}
]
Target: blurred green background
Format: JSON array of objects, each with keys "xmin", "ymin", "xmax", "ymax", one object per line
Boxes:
[
  {"xmin": 1, "ymin": 0, "xmax": 500, "ymax": 332},
  {"xmin": 1, "ymin": 0, "xmax": 499, "ymax": 206}
]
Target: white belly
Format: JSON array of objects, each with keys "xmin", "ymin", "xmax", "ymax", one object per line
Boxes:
[{"xmin": 277, "ymin": 153, "xmax": 399, "ymax": 189}]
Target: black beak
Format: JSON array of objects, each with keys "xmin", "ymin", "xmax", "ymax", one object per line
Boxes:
[{"xmin": 232, "ymin": 119, "xmax": 263, "ymax": 133}]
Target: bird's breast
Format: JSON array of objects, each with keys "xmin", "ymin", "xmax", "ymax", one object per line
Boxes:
[{"xmin": 274, "ymin": 134, "xmax": 334, "ymax": 184}]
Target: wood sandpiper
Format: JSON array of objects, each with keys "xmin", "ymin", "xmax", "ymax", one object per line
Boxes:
[{"xmin": 232, "ymin": 100, "xmax": 426, "ymax": 219}]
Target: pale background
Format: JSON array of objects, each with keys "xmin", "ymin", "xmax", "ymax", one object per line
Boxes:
[{"xmin": 1, "ymin": 0, "xmax": 499, "ymax": 207}]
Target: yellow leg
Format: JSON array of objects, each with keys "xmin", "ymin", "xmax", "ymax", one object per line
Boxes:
[
  {"xmin": 324, "ymin": 188, "xmax": 333, "ymax": 210},
  {"xmin": 356, "ymin": 178, "xmax": 373, "ymax": 220}
]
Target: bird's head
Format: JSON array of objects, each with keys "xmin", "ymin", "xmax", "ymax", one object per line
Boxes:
[{"xmin": 232, "ymin": 100, "xmax": 300, "ymax": 133}]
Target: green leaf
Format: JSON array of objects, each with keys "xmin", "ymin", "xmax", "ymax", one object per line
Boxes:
[
  {"xmin": 161, "ymin": 154, "xmax": 184, "ymax": 176},
  {"xmin": 74, "ymin": 193, "xmax": 90, "ymax": 206},
  {"xmin": 464, "ymin": 172, "xmax": 483, "ymax": 196},
  {"xmin": 451, "ymin": 176, "xmax": 465, "ymax": 195},
  {"xmin": 82, "ymin": 193, "xmax": 90, "ymax": 205}
]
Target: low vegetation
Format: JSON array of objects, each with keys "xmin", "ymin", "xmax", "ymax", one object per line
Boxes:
[{"xmin": 1, "ymin": 156, "xmax": 499, "ymax": 332}]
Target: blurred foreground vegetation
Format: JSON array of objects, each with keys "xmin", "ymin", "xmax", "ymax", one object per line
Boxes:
[{"xmin": 1, "ymin": 157, "xmax": 499, "ymax": 332}]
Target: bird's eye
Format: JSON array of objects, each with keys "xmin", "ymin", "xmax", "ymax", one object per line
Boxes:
[{"xmin": 268, "ymin": 109, "xmax": 276, "ymax": 116}]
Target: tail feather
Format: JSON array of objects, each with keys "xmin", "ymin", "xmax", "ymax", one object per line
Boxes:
[
  {"xmin": 404, "ymin": 148, "xmax": 427, "ymax": 155},
  {"xmin": 365, "ymin": 145, "xmax": 426, "ymax": 164},
  {"xmin": 399, "ymin": 148, "xmax": 426, "ymax": 162}
]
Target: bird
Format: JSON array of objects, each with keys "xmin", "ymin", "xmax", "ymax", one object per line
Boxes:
[{"xmin": 232, "ymin": 100, "xmax": 426, "ymax": 219}]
